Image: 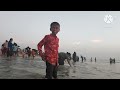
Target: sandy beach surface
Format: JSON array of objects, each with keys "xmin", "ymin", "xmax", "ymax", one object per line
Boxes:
[{"xmin": 0, "ymin": 56, "xmax": 120, "ymax": 79}]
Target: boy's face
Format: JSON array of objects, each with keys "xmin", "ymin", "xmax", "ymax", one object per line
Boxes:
[{"xmin": 51, "ymin": 25, "xmax": 60, "ymax": 35}]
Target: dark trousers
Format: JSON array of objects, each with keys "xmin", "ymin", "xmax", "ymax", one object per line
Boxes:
[
  {"xmin": 7, "ymin": 49, "xmax": 13, "ymax": 57},
  {"xmin": 45, "ymin": 61, "xmax": 58, "ymax": 79}
]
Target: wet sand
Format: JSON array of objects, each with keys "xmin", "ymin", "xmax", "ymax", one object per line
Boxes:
[{"xmin": 0, "ymin": 56, "xmax": 120, "ymax": 79}]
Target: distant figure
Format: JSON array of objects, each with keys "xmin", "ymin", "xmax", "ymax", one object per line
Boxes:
[
  {"xmin": 31, "ymin": 49, "xmax": 35, "ymax": 59},
  {"xmin": 25, "ymin": 46, "xmax": 31, "ymax": 58},
  {"xmin": 73, "ymin": 52, "xmax": 77, "ymax": 62},
  {"xmin": 7, "ymin": 38, "xmax": 13, "ymax": 58},
  {"xmin": 13, "ymin": 43, "xmax": 18, "ymax": 57},
  {"xmin": 58, "ymin": 52, "xmax": 72, "ymax": 66},
  {"xmin": 95, "ymin": 57, "xmax": 96, "ymax": 62},
  {"xmin": 3, "ymin": 40, "xmax": 8, "ymax": 56},
  {"xmin": 110, "ymin": 57, "xmax": 112, "ymax": 64},
  {"xmin": 91, "ymin": 57, "xmax": 92, "ymax": 62},
  {"xmin": 66, "ymin": 52, "xmax": 71, "ymax": 60},
  {"xmin": 114, "ymin": 58, "xmax": 115, "ymax": 63},
  {"xmin": 76, "ymin": 56, "xmax": 79, "ymax": 62},
  {"xmin": 81, "ymin": 56, "xmax": 84, "ymax": 62},
  {"xmin": 28, "ymin": 48, "xmax": 31, "ymax": 58},
  {"xmin": 110, "ymin": 57, "xmax": 115, "ymax": 64},
  {"xmin": 22, "ymin": 49, "xmax": 26, "ymax": 58},
  {"xmin": 1, "ymin": 44, "xmax": 4, "ymax": 56},
  {"xmin": 84, "ymin": 57, "xmax": 86, "ymax": 61}
]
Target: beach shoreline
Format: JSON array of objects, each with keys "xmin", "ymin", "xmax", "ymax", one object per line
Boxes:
[{"xmin": 0, "ymin": 56, "xmax": 120, "ymax": 79}]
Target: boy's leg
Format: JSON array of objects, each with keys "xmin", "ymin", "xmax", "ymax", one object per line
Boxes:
[
  {"xmin": 52, "ymin": 63, "xmax": 58, "ymax": 79},
  {"xmin": 45, "ymin": 61, "xmax": 54, "ymax": 79}
]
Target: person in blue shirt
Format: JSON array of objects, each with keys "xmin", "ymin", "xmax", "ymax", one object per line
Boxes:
[{"xmin": 7, "ymin": 38, "xmax": 13, "ymax": 58}]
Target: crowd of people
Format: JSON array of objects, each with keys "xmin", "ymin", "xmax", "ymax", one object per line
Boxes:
[
  {"xmin": 0, "ymin": 22, "xmax": 99, "ymax": 79},
  {"xmin": 0, "ymin": 38, "xmax": 38, "ymax": 59}
]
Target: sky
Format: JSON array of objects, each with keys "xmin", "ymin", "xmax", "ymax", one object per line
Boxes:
[{"xmin": 0, "ymin": 11, "xmax": 120, "ymax": 59}]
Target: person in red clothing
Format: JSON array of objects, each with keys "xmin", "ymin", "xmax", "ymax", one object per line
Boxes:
[{"xmin": 37, "ymin": 22, "xmax": 60, "ymax": 79}]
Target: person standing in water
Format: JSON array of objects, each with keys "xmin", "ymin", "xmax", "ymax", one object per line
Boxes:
[
  {"xmin": 95, "ymin": 57, "xmax": 96, "ymax": 62},
  {"xmin": 7, "ymin": 38, "xmax": 13, "ymax": 58},
  {"xmin": 37, "ymin": 22, "xmax": 60, "ymax": 79},
  {"xmin": 91, "ymin": 57, "xmax": 92, "ymax": 62}
]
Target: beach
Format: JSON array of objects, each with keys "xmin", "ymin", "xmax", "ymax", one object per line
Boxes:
[{"xmin": 0, "ymin": 56, "xmax": 120, "ymax": 79}]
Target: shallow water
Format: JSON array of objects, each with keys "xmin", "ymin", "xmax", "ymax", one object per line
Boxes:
[{"xmin": 0, "ymin": 56, "xmax": 120, "ymax": 79}]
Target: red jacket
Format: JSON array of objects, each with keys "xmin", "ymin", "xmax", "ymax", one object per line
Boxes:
[{"xmin": 37, "ymin": 34, "xmax": 59, "ymax": 65}]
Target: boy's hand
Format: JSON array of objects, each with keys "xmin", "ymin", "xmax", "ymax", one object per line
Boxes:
[
  {"xmin": 38, "ymin": 51, "xmax": 46, "ymax": 62},
  {"xmin": 41, "ymin": 53, "xmax": 46, "ymax": 62},
  {"xmin": 42, "ymin": 56, "xmax": 46, "ymax": 62}
]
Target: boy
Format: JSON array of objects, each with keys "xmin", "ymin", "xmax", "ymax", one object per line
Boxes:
[{"xmin": 37, "ymin": 22, "xmax": 60, "ymax": 79}]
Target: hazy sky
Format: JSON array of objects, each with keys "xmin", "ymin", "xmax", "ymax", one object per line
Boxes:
[{"xmin": 0, "ymin": 11, "xmax": 120, "ymax": 59}]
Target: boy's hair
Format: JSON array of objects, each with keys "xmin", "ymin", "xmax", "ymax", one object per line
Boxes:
[{"xmin": 50, "ymin": 22, "xmax": 60, "ymax": 28}]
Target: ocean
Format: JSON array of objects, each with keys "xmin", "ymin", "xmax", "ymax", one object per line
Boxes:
[{"xmin": 0, "ymin": 56, "xmax": 120, "ymax": 79}]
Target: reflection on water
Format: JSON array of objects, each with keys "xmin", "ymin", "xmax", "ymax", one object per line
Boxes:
[{"xmin": 1, "ymin": 56, "xmax": 120, "ymax": 79}]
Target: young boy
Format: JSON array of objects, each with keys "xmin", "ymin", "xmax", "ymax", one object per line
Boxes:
[{"xmin": 37, "ymin": 22, "xmax": 60, "ymax": 79}]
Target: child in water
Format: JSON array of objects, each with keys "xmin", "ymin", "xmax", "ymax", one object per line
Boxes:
[{"xmin": 37, "ymin": 22, "xmax": 60, "ymax": 79}]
